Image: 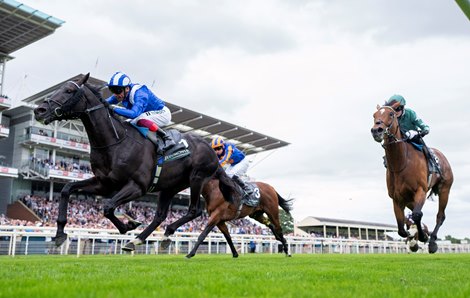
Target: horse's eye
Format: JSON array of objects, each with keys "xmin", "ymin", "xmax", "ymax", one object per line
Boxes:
[{"xmin": 389, "ymin": 112, "xmax": 394, "ymax": 117}]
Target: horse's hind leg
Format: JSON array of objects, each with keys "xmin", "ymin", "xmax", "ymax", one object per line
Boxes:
[
  {"xmin": 186, "ymin": 221, "xmax": 217, "ymax": 259},
  {"xmin": 163, "ymin": 175, "xmax": 208, "ymax": 240},
  {"xmin": 217, "ymin": 222, "xmax": 238, "ymax": 258},
  {"xmin": 267, "ymin": 213, "xmax": 291, "ymax": 257},
  {"xmin": 428, "ymin": 185, "xmax": 450, "ymax": 254},
  {"xmin": 123, "ymin": 191, "xmax": 174, "ymax": 252},
  {"xmin": 163, "ymin": 197, "xmax": 204, "ymax": 242},
  {"xmin": 251, "ymin": 211, "xmax": 290, "ymax": 256}
]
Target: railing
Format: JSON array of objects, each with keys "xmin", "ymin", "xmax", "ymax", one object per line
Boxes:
[
  {"xmin": 25, "ymin": 160, "xmax": 93, "ymax": 181},
  {"xmin": 0, "ymin": 126, "xmax": 9, "ymax": 137},
  {"xmin": 21, "ymin": 133, "xmax": 90, "ymax": 153},
  {"xmin": 1, "ymin": 225, "xmax": 469, "ymax": 256},
  {"xmin": 0, "ymin": 166, "xmax": 18, "ymax": 178}
]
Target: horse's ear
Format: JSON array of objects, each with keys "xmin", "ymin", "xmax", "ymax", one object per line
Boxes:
[
  {"xmin": 376, "ymin": 104, "xmax": 381, "ymax": 110},
  {"xmin": 78, "ymin": 73, "xmax": 90, "ymax": 85},
  {"xmin": 390, "ymin": 101, "xmax": 400, "ymax": 110}
]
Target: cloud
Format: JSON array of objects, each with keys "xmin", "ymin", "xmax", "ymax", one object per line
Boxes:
[{"xmin": 3, "ymin": 0, "xmax": 470, "ymax": 238}]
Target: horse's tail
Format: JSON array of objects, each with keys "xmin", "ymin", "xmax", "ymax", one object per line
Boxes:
[
  {"xmin": 214, "ymin": 166, "xmax": 237, "ymax": 203},
  {"xmin": 277, "ymin": 192, "xmax": 293, "ymax": 215}
]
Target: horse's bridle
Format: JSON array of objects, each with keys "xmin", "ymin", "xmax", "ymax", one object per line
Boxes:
[
  {"xmin": 46, "ymin": 81, "xmax": 123, "ymax": 143},
  {"xmin": 378, "ymin": 106, "xmax": 404, "ymax": 148}
]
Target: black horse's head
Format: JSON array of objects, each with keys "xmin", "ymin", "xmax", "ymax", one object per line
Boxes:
[{"xmin": 34, "ymin": 73, "xmax": 91, "ymax": 125}]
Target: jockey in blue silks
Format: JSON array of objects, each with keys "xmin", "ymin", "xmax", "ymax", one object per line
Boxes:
[
  {"xmin": 106, "ymin": 72, "xmax": 175, "ymax": 152},
  {"xmin": 211, "ymin": 136, "xmax": 251, "ymax": 194}
]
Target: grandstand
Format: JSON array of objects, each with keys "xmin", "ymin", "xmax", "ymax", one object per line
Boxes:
[
  {"xmin": 0, "ymin": 0, "xmax": 64, "ymax": 206},
  {"xmin": 0, "ymin": 0, "xmax": 401, "ymax": 245},
  {"xmin": 0, "ymin": 72, "xmax": 289, "ymax": 215},
  {"xmin": 296, "ymin": 216, "xmax": 398, "ymax": 241}
]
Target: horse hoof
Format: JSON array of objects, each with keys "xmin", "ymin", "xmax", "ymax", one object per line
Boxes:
[
  {"xmin": 428, "ymin": 242, "xmax": 438, "ymax": 254},
  {"xmin": 185, "ymin": 254, "xmax": 194, "ymax": 259},
  {"xmin": 122, "ymin": 242, "xmax": 135, "ymax": 252},
  {"xmin": 409, "ymin": 243, "xmax": 419, "ymax": 252},
  {"xmin": 160, "ymin": 238, "xmax": 172, "ymax": 250},
  {"xmin": 233, "ymin": 254, "xmax": 239, "ymax": 258},
  {"xmin": 55, "ymin": 233, "xmax": 68, "ymax": 247},
  {"xmin": 287, "ymin": 254, "xmax": 292, "ymax": 257}
]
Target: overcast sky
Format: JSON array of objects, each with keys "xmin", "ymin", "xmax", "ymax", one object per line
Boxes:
[{"xmin": 4, "ymin": 1, "xmax": 470, "ymax": 238}]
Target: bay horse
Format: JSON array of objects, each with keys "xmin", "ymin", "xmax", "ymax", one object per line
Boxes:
[
  {"xmin": 33, "ymin": 73, "xmax": 237, "ymax": 248},
  {"xmin": 181, "ymin": 179, "xmax": 293, "ymax": 258},
  {"xmin": 371, "ymin": 103, "xmax": 453, "ymax": 253}
]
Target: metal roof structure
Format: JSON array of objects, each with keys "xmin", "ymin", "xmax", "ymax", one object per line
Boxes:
[
  {"xmin": 16, "ymin": 74, "xmax": 290, "ymax": 155},
  {"xmin": 0, "ymin": 0, "xmax": 64, "ymax": 55},
  {"xmin": 297, "ymin": 216, "xmax": 397, "ymax": 230}
]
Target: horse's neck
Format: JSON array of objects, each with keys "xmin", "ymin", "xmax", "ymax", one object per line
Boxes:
[
  {"xmin": 80, "ymin": 108, "xmax": 124, "ymax": 149},
  {"xmin": 384, "ymin": 138, "xmax": 408, "ymax": 172}
]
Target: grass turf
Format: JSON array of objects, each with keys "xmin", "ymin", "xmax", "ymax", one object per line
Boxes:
[{"xmin": 1, "ymin": 253, "xmax": 470, "ymax": 297}]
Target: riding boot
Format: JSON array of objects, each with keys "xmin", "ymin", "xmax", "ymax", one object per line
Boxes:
[
  {"xmin": 232, "ymin": 175, "xmax": 250, "ymax": 196},
  {"xmin": 156, "ymin": 128, "xmax": 176, "ymax": 152},
  {"xmin": 423, "ymin": 145, "xmax": 441, "ymax": 175}
]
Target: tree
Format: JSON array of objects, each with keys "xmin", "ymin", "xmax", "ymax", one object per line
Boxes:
[{"xmin": 279, "ymin": 209, "xmax": 294, "ymax": 234}]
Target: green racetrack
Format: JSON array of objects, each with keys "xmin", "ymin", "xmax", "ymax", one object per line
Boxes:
[{"xmin": 1, "ymin": 253, "xmax": 470, "ymax": 298}]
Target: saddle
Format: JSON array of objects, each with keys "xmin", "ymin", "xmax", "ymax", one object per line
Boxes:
[
  {"xmin": 130, "ymin": 123, "xmax": 189, "ymax": 159},
  {"xmin": 130, "ymin": 124, "xmax": 191, "ymax": 192}
]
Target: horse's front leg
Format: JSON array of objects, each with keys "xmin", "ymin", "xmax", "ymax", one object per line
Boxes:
[
  {"xmin": 411, "ymin": 189, "xmax": 427, "ymax": 243},
  {"xmin": 56, "ymin": 177, "xmax": 106, "ymax": 246},
  {"xmin": 103, "ymin": 180, "xmax": 143, "ymax": 234},
  {"xmin": 123, "ymin": 190, "xmax": 174, "ymax": 252},
  {"xmin": 392, "ymin": 200, "xmax": 408, "ymax": 238}
]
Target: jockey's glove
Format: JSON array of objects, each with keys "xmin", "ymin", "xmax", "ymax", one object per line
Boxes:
[
  {"xmin": 405, "ymin": 130, "xmax": 419, "ymax": 140},
  {"xmin": 110, "ymin": 104, "xmax": 122, "ymax": 111}
]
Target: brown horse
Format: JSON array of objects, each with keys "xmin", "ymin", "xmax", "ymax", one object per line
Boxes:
[
  {"xmin": 371, "ymin": 103, "xmax": 453, "ymax": 253},
  {"xmin": 183, "ymin": 179, "xmax": 293, "ymax": 258}
]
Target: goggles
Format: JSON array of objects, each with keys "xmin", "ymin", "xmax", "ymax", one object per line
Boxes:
[{"xmin": 108, "ymin": 86, "xmax": 125, "ymax": 95}]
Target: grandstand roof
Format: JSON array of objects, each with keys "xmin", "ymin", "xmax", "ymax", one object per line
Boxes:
[
  {"xmin": 297, "ymin": 216, "xmax": 397, "ymax": 230},
  {"xmin": 12, "ymin": 73, "xmax": 290, "ymax": 155},
  {"xmin": 0, "ymin": 0, "xmax": 64, "ymax": 57}
]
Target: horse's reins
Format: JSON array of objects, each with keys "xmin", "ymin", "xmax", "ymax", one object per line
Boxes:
[
  {"xmin": 378, "ymin": 106, "xmax": 408, "ymax": 173},
  {"xmin": 48, "ymin": 81, "xmax": 126, "ymax": 148},
  {"xmin": 379, "ymin": 106, "xmax": 404, "ymax": 148}
]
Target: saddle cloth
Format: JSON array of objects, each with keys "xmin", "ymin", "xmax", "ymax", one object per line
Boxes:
[
  {"xmin": 410, "ymin": 142, "xmax": 440, "ymax": 174},
  {"xmin": 130, "ymin": 123, "xmax": 191, "ymax": 192},
  {"xmin": 241, "ymin": 182, "xmax": 260, "ymax": 207}
]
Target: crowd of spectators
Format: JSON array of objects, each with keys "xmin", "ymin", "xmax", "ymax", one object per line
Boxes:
[
  {"xmin": 30, "ymin": 156, "xmax": 92, "ymax": 174},
  {"xmin": 1, "ymin": 194, "xmax": 271, "ymax": 235}
]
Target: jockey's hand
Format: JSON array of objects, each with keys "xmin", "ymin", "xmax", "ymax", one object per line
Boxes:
[
  {"xmin": 419, "ymin": 130, "xmax": 429, "ymax": 137},
  {"xmin": 405, "ymin": 130, "xmax": 418, "ymax": 140},
  {"xmin": 110, "ymin": 104, "xmax": 121, "ymax": 111}
]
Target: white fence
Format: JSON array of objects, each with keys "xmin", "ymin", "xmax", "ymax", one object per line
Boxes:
[{"xmin": 1, "ymin": 225, "xmax": 469, "ymax": 257}]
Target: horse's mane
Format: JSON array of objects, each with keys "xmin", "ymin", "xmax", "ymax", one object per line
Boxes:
[
  {"xmin": 384, "ymin": 100, "xmax": 399, "ymax": 107},
  {"xmin": 84, "ymin": 83, "xmax": 125, "ymax": 123}
]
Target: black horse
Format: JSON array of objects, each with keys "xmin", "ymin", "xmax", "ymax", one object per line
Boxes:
[{"xmin": 33, "ymin": 73, "xmax": 237, "ymax": 249}]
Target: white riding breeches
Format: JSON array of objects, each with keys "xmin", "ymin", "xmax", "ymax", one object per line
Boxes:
[
  {"xmin": 225, "ymin": 158, "xmax": 250, "ymax": 178},
  {"xmin": 131, "ymin": 106, "xmax": 172, "ymax": 128}
]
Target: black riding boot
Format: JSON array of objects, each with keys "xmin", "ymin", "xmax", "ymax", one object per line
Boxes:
[
  {"xmin": 422, "ymin": 145, "xmax": 441, "ymax": 175},
  {"xmin": 232, "ymin": 175, "xmax": 250, "ymax": 196},
  {"xmin": 156, "ymin": 128, "xmax": 176, "ymax": 152}
]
